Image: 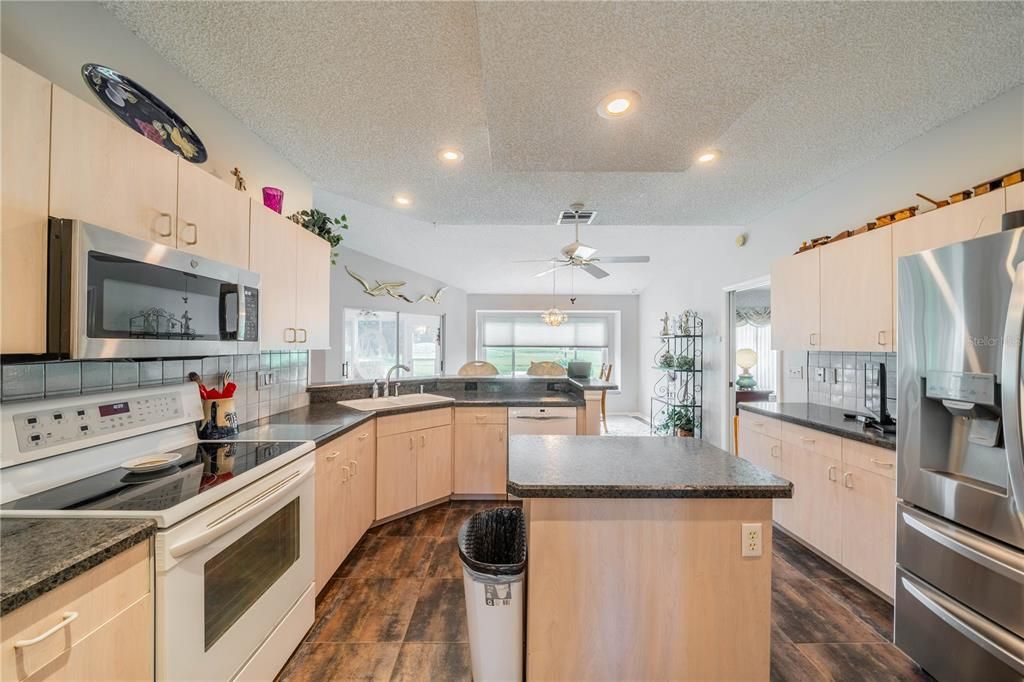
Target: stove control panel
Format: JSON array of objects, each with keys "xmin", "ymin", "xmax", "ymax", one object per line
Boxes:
[{"xmin": 12, "ymin": 392, "xmax": 185, "ymax": 453}]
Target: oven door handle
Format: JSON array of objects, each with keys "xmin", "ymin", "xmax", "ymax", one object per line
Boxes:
[
  {"xmin": 169, "ymin": 463, "xmax": 314, "ymax": 559},
  {"xmin": 1001, "ymin": 260, "xmax": 1024, "ymax": 520}
]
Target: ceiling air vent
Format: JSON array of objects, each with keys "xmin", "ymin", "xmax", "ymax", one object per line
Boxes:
[{"xmin": 556, "ymin": 210, "xmax": 596, "ymax": 226}]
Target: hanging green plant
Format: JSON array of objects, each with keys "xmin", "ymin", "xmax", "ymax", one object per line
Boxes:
[{"xmin": 288, "ymin": 209, "xmax": 349, "ymax": 265}]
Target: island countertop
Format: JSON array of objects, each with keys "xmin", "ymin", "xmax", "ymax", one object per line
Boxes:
[{"xmin": 508, "ymin": 435, "xmax": 793, "ymax": 499}]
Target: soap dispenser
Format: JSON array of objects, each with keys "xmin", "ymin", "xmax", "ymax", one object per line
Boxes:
[{"xmin": 371, "ymin": 379, "xmax": 379, "ymax": 399}]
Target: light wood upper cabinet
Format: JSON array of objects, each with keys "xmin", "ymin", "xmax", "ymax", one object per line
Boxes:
[
  {"xmin": 770, "ymin": 248, "xmax": 820, "ymax": 350},
  {"xmin": 454, "ymin": 409, "xmax": 508, "ymax": 495},
  {"xmin": 376, "ymin": 431, "xmax": 418, "ymax": 520},
  {"xmin": 50, "ymin": 86, "xmax": 177, "ymax": 245},
  {"xmin": 1008, "ymin": 182, "xmax": 1024, "ymax": 213},
  {"xmin": 1, "ymin": 57, "xmax": 51, "ymax": 354},
  {"xmin": 294, "ymin": 225, "xmax": 331, "ymax": 348},
  {"xmin": 249, "ymin": 201, "xmax": 331, "ymax": 350},
  {"xmin": 417, "ymin": 424, "xmax": 453, "ymax": 505},
  {"xmin": 176, "ymin": 159, "xmax": 251, "ymax": 268},
  {"xmin": 250, "ymin": 201, "xmax": 299, "ymax": 349},
  {"xmin": 820, "ymin": 228, "xmax": 893, "ymax": 351}
]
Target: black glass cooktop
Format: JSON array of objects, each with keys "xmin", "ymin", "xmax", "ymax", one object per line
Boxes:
[{"xmin": 1, "ymin": 441, "xmax": 306, "ymax": 513}]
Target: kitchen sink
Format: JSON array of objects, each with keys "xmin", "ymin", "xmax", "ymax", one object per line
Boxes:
[{"xmin": 338, "ymin": 393, "xmax": 455, "ymax": 413}]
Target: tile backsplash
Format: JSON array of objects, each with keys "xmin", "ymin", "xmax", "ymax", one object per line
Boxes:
[
  {"xmin": 1, "ymin": 351, "xmax": 309, "ymax": 426},
  {"xmin": 806, "ymin": 351, "xmax": 897, "ymax": 415}
]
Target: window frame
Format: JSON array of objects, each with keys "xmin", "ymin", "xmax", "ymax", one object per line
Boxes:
[{"xmin": 342, "ymin": 307, "xmax": 445, "ymax": 379}]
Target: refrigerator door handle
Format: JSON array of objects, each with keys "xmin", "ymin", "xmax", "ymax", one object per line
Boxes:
[
  {"xmin": 1000, "ymin": 260, "xmax": 1024, "ymax": 518},
  {"xmin": 900, "ymin": 572, "xmax": 1024, "ymax": 674}
]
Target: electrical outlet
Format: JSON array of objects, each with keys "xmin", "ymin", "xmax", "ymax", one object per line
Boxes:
[
  {"xmin": 256, "ymin": 371, "xmax": 275, "ymax": 390},
  {"xmin": 787, "ymin": 366, "xmax": 804, "ymax": 379},
  {"xmin": 741, "ymin": 523, "xmax": 763, "ymax": 557}
]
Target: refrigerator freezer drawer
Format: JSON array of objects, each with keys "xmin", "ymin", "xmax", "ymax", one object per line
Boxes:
[
  {"xmin": 897, "ymin": 503, "xmax": 1024, "ymax": 639},
  {"xmin": 895, "ymin": 568, "xmax": 1024, "ymax": 681}
]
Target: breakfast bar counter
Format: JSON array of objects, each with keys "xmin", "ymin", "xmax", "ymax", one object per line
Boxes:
[{"xmin": 509, "ymin": 435, "xmax": 792, "ymax": 681}]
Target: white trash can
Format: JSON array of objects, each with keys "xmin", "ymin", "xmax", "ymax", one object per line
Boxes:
[{"xmin": 458, "ymin": 507, "xmax": 527, "ymax": 682}]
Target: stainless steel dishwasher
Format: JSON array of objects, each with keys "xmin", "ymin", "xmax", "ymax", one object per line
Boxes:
[{"xmin": 507, "ymin": 406, "xmax": 578, "ymax": 435}]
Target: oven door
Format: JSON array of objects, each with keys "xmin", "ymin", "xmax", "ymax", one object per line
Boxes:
[
  {"xmin": 52, "ymin": 219, "xmax": 259, "ymax": 358},
  {"xmin": 156, "ymin": 454, "xmax": 314, "ymax": 681}
]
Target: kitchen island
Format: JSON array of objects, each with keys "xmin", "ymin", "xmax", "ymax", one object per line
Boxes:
[{"xmin": 509, "ymin": 435, "xmax": 792, "ymax": 681}]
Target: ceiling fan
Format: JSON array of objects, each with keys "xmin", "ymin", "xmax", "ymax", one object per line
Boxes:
[{"xmin": 517, "ymin": 204, "xmax": 651, "ymax": 279}]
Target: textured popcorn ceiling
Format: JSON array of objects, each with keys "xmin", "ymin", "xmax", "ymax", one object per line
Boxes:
[{"xmin": 105, "ymin": 1, "xmax": 1024, "ymax": 226}]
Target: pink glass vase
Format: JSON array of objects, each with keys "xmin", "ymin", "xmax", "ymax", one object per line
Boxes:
[{"xmin": 262, "ymin": 186, "xmax": 284, "ymax": 214}]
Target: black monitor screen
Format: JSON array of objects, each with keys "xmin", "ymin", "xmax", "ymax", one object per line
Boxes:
[{"xmin": 864, "ymin": 361, "xmax": 890, "ymax": 422}]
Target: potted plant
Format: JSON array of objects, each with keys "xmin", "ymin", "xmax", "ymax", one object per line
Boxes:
[
  {"xmin": 288, "ymin": 209, "xmax": 348, "ymax": 265},
  {"xmin": 657, "ymin": 406, "xmax": 694, "ymax": 437},
  {"xmin": 674, "ymin": 354, "xmax": 694, "ymax": 371},
  {"xmin": 658, "ymin": 351, "xmax": 676, "ymax": 369}
]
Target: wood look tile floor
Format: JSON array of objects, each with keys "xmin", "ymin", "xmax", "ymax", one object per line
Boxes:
[{"xmin": 278, "ymin": 502, "xmax": 934, "ymax": 681}]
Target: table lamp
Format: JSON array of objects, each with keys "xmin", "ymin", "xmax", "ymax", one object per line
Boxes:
[{"xmin": 736, "ymin": 348, "xmax": 758, "ymax": 389}]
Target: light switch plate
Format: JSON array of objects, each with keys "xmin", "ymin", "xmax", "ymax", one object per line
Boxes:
[{"xmin": 256, "ymin": 371, "xmax": 275, "ymax": 390}]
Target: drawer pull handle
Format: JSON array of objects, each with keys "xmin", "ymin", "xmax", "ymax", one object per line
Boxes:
[
  {"xmin": 15, "ymin": 612, "xmax": 79, "ymax": 648},
  {"xmin": 843, "ymin": 472, "xmax": 854, "ymax": 489},
  {"xmin": 870, "ymin": 458, "xmax": 894, "ymax": 468},
  {"xmin": 827, "ymin": 464, "xmax": 837, "ymax": 481},
  {"xmin": 326, "ymin": 450, "xmax": 340, "ymax": 461},
  {"xmin": 753, "ymin": 421, "xmax": 765, "ymax": 427},
  {"xmin": 349, "ymin": 459, "xmax": 358, "ymax": 476},
  {"xmin": 800, "ymin": 437, "xmax": 816, "ymax": 444},
  {"xmin": 770, "ymin": 444, "xmax": 780, "ymax": 458},
  {"xmin": 358, "ymin": 433, "xmax": 369, "ymax": 440}
]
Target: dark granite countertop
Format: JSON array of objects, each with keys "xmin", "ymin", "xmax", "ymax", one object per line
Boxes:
[
  {"xmin": 738, "ymin": 402, "xmax": 897, "ymax": 450},
  {"xmin": 507, "ymin": 435, "xmax": 793, "ymax": 499},
  {"xmin": 0, "ymin": 517, "xmax": 155, "ymax": 616},
  {"xmin": 308, "ymin": 374, "xmax": 618, "ymax": 393}
]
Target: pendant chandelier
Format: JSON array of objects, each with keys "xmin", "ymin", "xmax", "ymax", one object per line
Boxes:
[{"xmin": 541, "ymin": 267, "xmax": 567, "ymax": 327}]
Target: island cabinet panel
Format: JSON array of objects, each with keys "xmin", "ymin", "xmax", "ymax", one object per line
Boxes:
[
  {"xmin": 416, "ymin": 424, "xmax": 453, "ymax": 505},
  {"xmin": 453, "ymin": 408, "xmax": 508, "ymax": 495},
  {"xmin": 176, "ymin": 158, "xmax": 251, "ymax": 269},
  {"xmin": 819, "ymin": 228, "xmax": 894, "ymax": 352},
  {"xmin": 524, "ymin": 497, "xmax": 772, "ymax": 681},
  {"xmin": 376, "ymin": 431, "xmax": 418, "ymax": 519},
  {"xmin": 0, "ymin": 541, "xmax": 153, "ymax": 682},
  {"xmin": 50, "ymin": 86, "xmax": 178, "ymax": 246},
  {"xmin": 770, "ymin": 248, "xmax": 820, "ymax": 350},
  {"xmin": 1, "ymin": 56, "xmax": 50, "ymax": 354},
  {"xmin": 249, "ymin": 201, "xmax": 298, "ymax": 350}
]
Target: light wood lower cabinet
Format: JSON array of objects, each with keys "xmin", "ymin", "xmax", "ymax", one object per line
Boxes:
[
  {"xmin": 453, "ymin": 408, "xmax": 508, "ymax": 495},
  {"xmin": 1, "ymin": 57, "xmax": 51, "ymax": 354},
  {"xmin": 375, "ymin": 409, "xmax": 453, "ymax": 520},
  {"xmin": 316, "ymin": 423, "xmax": 377, "ymax": 591},
  {"xmin": 738, "ymin": 413, "xmax": 896, "ymax": 597},
  {"xmin": 0, "ymin": 541, "xmax": 153, "ymax": 682}
]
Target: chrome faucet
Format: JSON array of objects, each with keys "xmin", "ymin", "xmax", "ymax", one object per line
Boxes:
[{"xmin": 383, "ymin": 364, "xmax": 410, "ymax": 397}]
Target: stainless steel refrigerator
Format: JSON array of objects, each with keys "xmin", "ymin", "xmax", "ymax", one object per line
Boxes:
[{"xmin": 896, "ymin": 223, "xmax": 1024, "ymax": 680}]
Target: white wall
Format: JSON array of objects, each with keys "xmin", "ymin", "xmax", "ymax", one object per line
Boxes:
[
  {"xmin": 639, "ymin": 85, "xmax": 1024, "ymax": 449},
  {"xmin": 1, "ymin": 1, "xmax": 312, "ymax": 215},
  {"xmin": 466, "ymin": 294, "xmax": 640, "ymax": 413},
  {"xmin": 310, "ymin": 247, "xmax": 468, "ymax": 383}
]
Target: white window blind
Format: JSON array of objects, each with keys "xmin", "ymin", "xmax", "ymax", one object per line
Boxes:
[{"xmin": 479, "ymin": 313, "xmax": 609, "ymax": 348}]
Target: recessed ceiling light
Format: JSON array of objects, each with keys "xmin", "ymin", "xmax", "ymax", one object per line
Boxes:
[
  {"xmin": 697, "ymin": 149, "xmax": 721, "ymax": 164},
  {"xmin": 438, "ymin": 148, "xmax": 464, "ymax": 163},
  {"xmin": 394, "ymin": 193, "xmax": 413, "ymax": 206},
  {"xmin": 597, "ymin": 90, "xmax": 640, "ymax": 119}
]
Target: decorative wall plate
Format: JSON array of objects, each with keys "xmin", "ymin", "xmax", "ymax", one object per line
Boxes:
[{"xmin": 81, "ymin": 63, "xmax": 207, "ymax": 163}]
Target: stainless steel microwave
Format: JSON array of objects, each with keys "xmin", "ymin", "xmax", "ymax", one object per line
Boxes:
[{"xmin": 46, "ymin": 218, "xmax": 259, "ymax": 359}]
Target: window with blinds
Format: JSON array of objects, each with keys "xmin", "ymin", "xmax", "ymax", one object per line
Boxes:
[{"xmin": 476, "ymin": 311, "xmax": 617, "ymax": 378}]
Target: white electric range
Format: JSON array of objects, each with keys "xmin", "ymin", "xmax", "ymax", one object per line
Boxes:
[{"xmin": 0, "ymin": 383, "xmax": 315, "ymax": 682}]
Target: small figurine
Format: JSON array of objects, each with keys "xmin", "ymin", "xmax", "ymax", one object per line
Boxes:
[
  {"xmin": 675, "ymin": 314, "xmax": 685, "ymax": 335},
  {"xmin": 230, "ymin": 167, "xmax": 247, "ymax": 192},
  {"xmin": 660, "ymin": 312, "xmax": 670, "ymax": 337}
]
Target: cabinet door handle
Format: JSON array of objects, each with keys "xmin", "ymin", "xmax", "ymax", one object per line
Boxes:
[
  {"xmin": 409, "ymin": 437, "xmax": 414, "ymax": 450},
  {"xmin": 827, "ymin": 464, "xmax": 837, "ymax": 481},
  {"xmin": 284, "ymin": 328, "xmax": 296, "ymax": 343},
  {"xmin": 157, "ymin": 212, "xmax": 173, "ymax": 237},
  {"xmin": 498, "ymin": 429, "xmax": 505, "ymax": 441},
  {"xmin": 183, "ymin": 221, "xmax": 198, "ymax": 245},
  {"xmin": 870, "ymin": 458, "xmax": 894, "ymax": 469},
  {"xmin": 341, "ymin": 465, "xmax": 350, "ymax": 482},
  {"xmin": 843, "ymin": 472, "xmax": 854, "ymax": 489},
  {"xmin": 297, "ymin": 328, "xmax": 308, "ymax": 343},
  {"xmin": 14, "ymin": 612, "xmax": 79, "ymax": 648},
  {"xmin": 878, "ymin": 330, "xmax": 888, "ymax": 346},
  {"xmin": 770, "ymin": 444, "xmax": 780, "ymax": 458},
  {"xmin": 420, "ymin": 434, "xmax": 426, "ymax": 447},
  {"xmin": 809, "ymin": 332, "xmax": 818, "ymax": 346},
  {"xmin": 326, "ymin": 450, "xmax": 340, "ymax": 461},
  {"xmin": 349, "ymin": 459, "xmax": 358, "ymax": 476}
]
